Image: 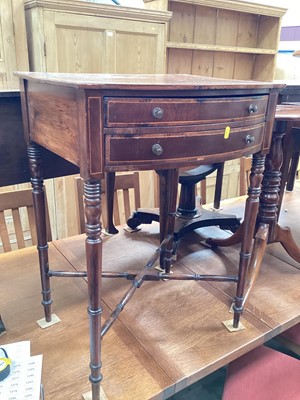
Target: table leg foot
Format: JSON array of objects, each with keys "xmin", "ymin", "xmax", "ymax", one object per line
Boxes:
[
  {"xmin": 36, "ymin": 313, "xmax": 61, "ymax": 329},
  {"xmin": 273, "ymin": 223, "xmax": 300, "ymax": 263},
  {"xmin": 82, "ymin": 385, "xmax": 108, "ymax": 400},
  {"xmin": 206, "ymin": 222, "xmax": 244, "ymax": 247},
  {"xmin": 223, "ymin": 319, "xmax": 245, "ymax": 332}
]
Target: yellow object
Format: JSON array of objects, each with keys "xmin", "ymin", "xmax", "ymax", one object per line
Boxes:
[
  {"xmin": 0, "ymin": 348, "xmax": 11, "ymax": 381},
  {"xmin": 224, "ymin": 126, "xmax": 231, "ymax": 139}
]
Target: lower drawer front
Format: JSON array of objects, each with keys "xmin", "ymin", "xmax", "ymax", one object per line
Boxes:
[{"xmin": 106, "ymin": 123, "xmax": 264, "ymax": 166}]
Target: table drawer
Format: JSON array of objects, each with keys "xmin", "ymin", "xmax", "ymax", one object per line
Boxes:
[
  {"xmin": 106, "ymin": 123, "xmax": 264, "ymax": 167},
  {"xmin": 104, "ymin": 96, "xmax": 268, "ymax": 127}
]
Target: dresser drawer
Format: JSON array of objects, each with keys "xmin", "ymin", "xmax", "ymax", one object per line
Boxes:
[
  {"xmin": 106, "ymin": 123, "xmax": 265, "ymax": 167},
  {"xmin": 104, "ymin": 96, "xmax": 268, "ymax": 127}
]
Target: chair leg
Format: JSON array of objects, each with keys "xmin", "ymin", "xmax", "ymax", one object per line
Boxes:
[
  {"xmin": 286, "ymin": 151, "xmax": 299, "ymax": 191},
  {"xmin": 200, "ymin": 179, "xmax": 206, "ymax": 205},
  {"xmin": 213, "ymin": 162, "xmax": 224, "ymax": 209},
  {"xmin": 0, "ymin": 314, "xmax": 6, "ymax": 335}
]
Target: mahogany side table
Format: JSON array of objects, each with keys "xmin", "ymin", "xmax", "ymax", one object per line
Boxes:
[{"xmin": 15, "ymin": 72, "xmax": 281, "ymax": 400}]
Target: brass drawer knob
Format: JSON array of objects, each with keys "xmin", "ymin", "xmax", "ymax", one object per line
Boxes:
[
  {"xmin": 152, "ymin": 143, "xmax": 163, "ymax": 156},
  {"xmin": 152, "ymin": 107, "xmax": 164, "ymax": 119},
  {"xmin": 248, "ymin": 104, "xmax": 258, "ymax": 114},
  {"xmin": 245, "ymin": 135, "xmax": 255, "ymax": 144}
]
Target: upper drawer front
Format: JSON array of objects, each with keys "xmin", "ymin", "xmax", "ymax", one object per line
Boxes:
[
  {"xmin": 106, "ymin": 123, "xmax": 265, "ymax": 168},
  {"xmin": 104, "ymin": 96, "xmax": 269, "ymax": 127}
]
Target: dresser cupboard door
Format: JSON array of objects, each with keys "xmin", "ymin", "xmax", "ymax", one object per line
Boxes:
[
  {"xmin": 0, "ymin": 0, "xmax": 28, "ymax": 83},
  {"xmin": 42, "ymin": 11, "xmax": 166, "ymax": 74}
]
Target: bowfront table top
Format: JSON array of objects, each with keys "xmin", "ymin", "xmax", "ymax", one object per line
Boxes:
[
  {"xmin": 15, "ymin": 72, "xmax": 283, "ymax": 89},
  {"xmin": 16, "ymin": 72, "xmax": 282, "ymax": 180},
  {"xmin": 15, "ymin": 72, "xmax": 283, "ymax": 400}
]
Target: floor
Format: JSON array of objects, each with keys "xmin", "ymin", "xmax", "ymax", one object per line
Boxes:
[
  {"xmin": 171, "ymin": 337, "xmax": 300, "ymax": 400},
  {"xmin": 0, "ymin": 181, "xmax": 299, "ymax": 400},
  {"xmin": 171, "ymin": 179, "xmax": 300, "ymax": 400}
]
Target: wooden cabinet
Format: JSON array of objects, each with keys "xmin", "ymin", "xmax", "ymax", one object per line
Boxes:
[
  {"xmin": 25, "ymin": 0, "xmax": 171, "ymax": 74},
  {"xmin": 144, "ymin": 0, "xmax": 286, "ymax": 81},
  {"xmin": 0, "ymin": 0, "xmax": 28, "ymax": 83}
]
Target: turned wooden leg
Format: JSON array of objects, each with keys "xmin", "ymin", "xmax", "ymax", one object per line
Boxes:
[
  {"xmin": 278, "ymin": 121, "xmax": 294, "ymax": 216},
  {"xmin": 158, "ymin": 169, "xmax": 179, "ymax": 272},
  {"xmin": 213, "ymin": 162, "xmax": 224, "ymax": 210},
  {"xmin": 28, "ymin": 142, "xmax": 52, "ymax": 322},
  {"xmin": 242, "ymin": 223, "xmax": 269, "ymax": 308},
  {"xmin": 258, "ymin": 123, "xmax": 285, "ymax": 242},
  {"xmin": 233, "ymin": 153, "xmax": 266, "ymax": 328},
  {"xmin": 0, "ymin": 314, "xmax": 6, "ymax": 334},
  {"xmin": 259, "ymin": 121, "xmax": 300, "ymax": 262},
  {"xmin": 286, "ymin": 151, "xmax": 299, "ymax": 191},
  {"xmin": 84, "ymin": 180, "xmax": 103, "ymax": 400},
  {"xmin": 105, "ymin": 172, "xmax": 118, "ymax": 234}
]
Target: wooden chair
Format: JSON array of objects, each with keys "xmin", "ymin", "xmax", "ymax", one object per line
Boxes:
[
  {"xmin": 75, "ymin": 172, "xmax": 141, "ymax": 234},
  {"xmin": 222, "ymin": 345, "xmax": 300, "ymax": 400},
  {"xmin": 127, "ymin": 163, "xmax": 241, "ymax": 244},
  {"xmin": 0, "ymin": 187, "xmax": 51, "ymax": 252}
]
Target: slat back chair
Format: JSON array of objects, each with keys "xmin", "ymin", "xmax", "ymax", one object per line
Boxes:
[
  {"xmin": 0, "ymin": 187, "xmax": 51, "ymax": 252},
  {"xmin": 75, "ymin": 172, "xmax": 141, "ymax": 234}
]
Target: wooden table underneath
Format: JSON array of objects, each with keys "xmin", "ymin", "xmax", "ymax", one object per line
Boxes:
[{"xmin": 0, "ymin": 187, "xmax": 300, "ymax": 399}]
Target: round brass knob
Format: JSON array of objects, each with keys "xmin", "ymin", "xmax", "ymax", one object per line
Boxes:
[
  {"xmin": 152, "ymin": 143, "xmax": 163, "ymax": 156},
  {"xmin": 152, "ymin": 107, "xmax": 164, "ymax": 119},
  {"xmin": 245, "ymin": 135, "xmax": 255, "ymax": 144},
  {"xmin": 248, "ymin": 104, "xmax": 258, "ymax": 114}
]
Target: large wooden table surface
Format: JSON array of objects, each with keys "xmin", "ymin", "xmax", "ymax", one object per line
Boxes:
[{"xmin": 1, "ymin": 187, "xmax": 300, "ymax": 400}]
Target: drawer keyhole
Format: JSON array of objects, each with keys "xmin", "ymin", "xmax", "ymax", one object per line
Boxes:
[
  {"xmin": 245, "ymin": 135, "xmax": 255, "ymax": 144},
  {"xmin": 152, "ymin": 143, "xmax": 164, "ymax": 156},
  {"xmin": 152, "ymin": 107, "xmax": 164, "ymax": 119},
  {"xmin": 248, "ymin": 104, "xmax": 258, "ymax": 114}
]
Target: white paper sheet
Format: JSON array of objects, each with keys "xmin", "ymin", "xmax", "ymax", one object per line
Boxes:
[{"xmin": 0, "ymin": 341, "xmax": 43, "ymax": 400}]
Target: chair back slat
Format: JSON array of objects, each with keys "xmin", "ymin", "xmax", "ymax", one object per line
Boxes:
[
  {"xmin": 75, "ymin": 177, "xmax": 86, "ymax": 235},
  {"xmin": 75, "ymin": 172, "xmax": 141, "ymax": 234},
  {"xmin": 11, "ymin": 208, "xmax": 26, "ymax": 248},
  {"xmin": 122, "ymin": 189, "xmax": 131, "ymax": 221},
  {"xmin": 0, "ymin": 210, "xmax": 12, "ymax": 252},
  {"xmin": 240, "ymin": 156, "xmax": 252, "ymax": 196},
  {"xmin": 0, "ymin": 187, "xmax": 51, "ymax": 252},
  {"xmin": 133, "ymin": 172, "xmax": 141, "ymax": 209},
  {"xmin": 113, "ymin": 194, "xmax": 121, "ymax": 226},
  {"xmin": 27, "ymin": 206, "xmax": 38, "ymax": 245}
]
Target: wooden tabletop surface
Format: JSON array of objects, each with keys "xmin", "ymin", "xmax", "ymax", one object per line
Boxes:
[
  {"xmin": 0, "ymin": 187, "xmax": 300, "ymax": 399},
  {"xmin": 275, "ymin": 104, "xmax": 300, "ymax": 120},
  {"xmin": 14, "ymin": 72, "xmax": 284, "ymax": 90}
]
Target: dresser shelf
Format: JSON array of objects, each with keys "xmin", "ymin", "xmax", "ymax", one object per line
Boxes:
[
  {"xmin": 167, "ymin": 42, "xmax": 277, "ymax": 55},
  {"xmin": 145, "ymin": 0, "xmax": 287, "ymax": 81}
]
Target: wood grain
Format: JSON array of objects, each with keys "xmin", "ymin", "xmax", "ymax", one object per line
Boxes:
[{"xmin": 1, "ymin": 185, "xmax": 299, "ymax": 398}]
